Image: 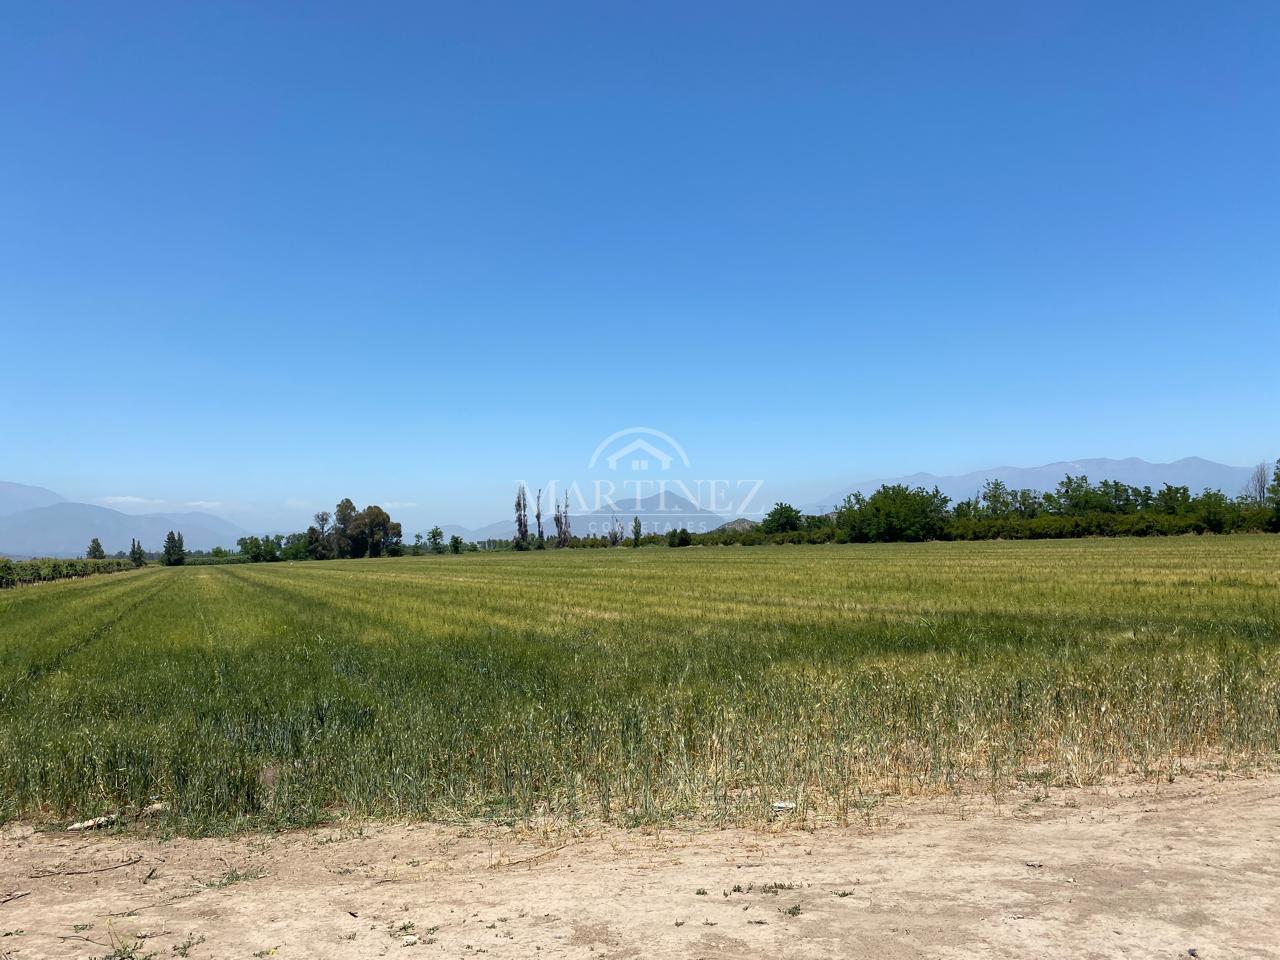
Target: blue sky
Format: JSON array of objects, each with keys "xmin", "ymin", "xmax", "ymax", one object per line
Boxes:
[{"xmin": 2, "ymin": 1, "xmax": 1277, "ymax": 530}]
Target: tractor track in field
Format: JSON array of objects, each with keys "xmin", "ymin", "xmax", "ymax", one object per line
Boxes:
[
  {"xmin": 0, "ymin": 573, "xmax": 173, "ymax": 711},
  {"xmin": 209, "ymin": 562, "xmax": 355, "ymax": 629}
]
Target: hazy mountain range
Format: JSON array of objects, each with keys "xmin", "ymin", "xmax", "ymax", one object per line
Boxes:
[
  {"xmin": 803, "ymin": 457, "xmax": 1258, "ymax": 514},
  {"xmin": 1, "ymin": 456, "xmax": 1262, "ymax": 556},
  {"xmin": 0, "ymin": 483, "xmax": 247, "ymax": 558}
]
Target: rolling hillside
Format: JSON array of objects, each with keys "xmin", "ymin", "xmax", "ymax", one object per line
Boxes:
[{"xmin": 0, "ymin": 484, "xmax": 246, "ymax": 557}]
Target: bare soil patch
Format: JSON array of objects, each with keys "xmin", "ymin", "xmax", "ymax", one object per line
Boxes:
[{"xmin": 2, "ymin": 774, "xmax": 1277, "ymax": 959}]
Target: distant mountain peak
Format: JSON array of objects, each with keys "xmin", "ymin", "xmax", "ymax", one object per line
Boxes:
[
  {"xmin": 714, "ymin": 518, "xmax": 759, "ymax": 532},
  {"xmin": 0, "ymin": 481, "xmax": 66, "ymax": 517},
  {"xmin": 0, "ymin": 490, "xmax": 247, "ymax": 558},
  {"xmin": 592, "ymin": 491, "xmax": 714, "ymax": 514}
]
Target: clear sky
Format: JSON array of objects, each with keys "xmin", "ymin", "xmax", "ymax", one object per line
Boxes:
[{"xmin": 2, "ymin": 1, "xmax": 1277, "ymax": 531}]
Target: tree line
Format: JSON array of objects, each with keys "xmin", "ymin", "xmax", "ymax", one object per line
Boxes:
[
  {"xmin": 687, "ymin": 462, "xmax": 1280, "ymax": 546},
  {"xmin": 504, "ymin": 463, "xmax": 1280, "ymax": 552},
  {"xmin": 73, "ymin": 500, "xmax": 475, "ymax": 568},
  {"xmin": 233, "ymin": 499, "xmax": 407, "ymax": 563},
  {"xmin": 78, "ymin": 535, "xmax": 159, "ymax": 566},
  {"xmin": 0, "ymin": 556, "xmax": 137, "ymax": 589},
  {"xmin": 508, "ymin": 486, "xmax": 573, "ymax": 551},
  {"xmin": 21, "ymin": 460, "xmax": 1278, "ymax": 584},
  {"xmin": 505, "ymin": 462, "xmax": 1280, "ymax": 549},
  {"xmin": 409, "ymin": 526, "xmax": 468, "ymax": 555}
]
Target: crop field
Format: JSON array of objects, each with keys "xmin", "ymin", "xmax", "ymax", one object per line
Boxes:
[{"xmin": 1, "ymin": 538, "xmax": 1277, "ymax": 834}]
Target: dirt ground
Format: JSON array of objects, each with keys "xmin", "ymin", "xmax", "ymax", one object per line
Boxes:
[{"xmin": 1, "ymin": 774, "xmax": 1277, "ymax": 959}]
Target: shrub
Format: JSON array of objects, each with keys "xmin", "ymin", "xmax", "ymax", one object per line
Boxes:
[{"xmin": 0, "ymin": 556, "xmax": 134, "ymax": 589}]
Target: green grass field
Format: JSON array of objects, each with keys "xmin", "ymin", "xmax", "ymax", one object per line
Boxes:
[{"xmin": 1, "ymin": 538, "xmax": 1277, "ymax": 833}]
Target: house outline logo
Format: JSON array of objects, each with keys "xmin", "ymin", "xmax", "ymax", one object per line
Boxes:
[
  {"xmin": 605, "ymin": 438, "xmax": 672, "ymax": 471},
  {"xmin": 588, "ymin": 427, "xmax": 691, "ymax": 472}
]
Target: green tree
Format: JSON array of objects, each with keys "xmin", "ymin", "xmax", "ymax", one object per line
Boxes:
[
  {"xmin": 236, "ymin": 535, "xmax": 282, "ymax": 561},
  {"xmin": 161, "ymin": 530, "xmax": 185, "ymax": 566},
  {"xmin": 427, "ymin": 526, "xmax": 445, "ymax": 554},
  {"xmin": 333, "ymin": 498, "xmax": 358, "ymax": 558},
  {"xmin": 837, "ymin": 485, "xmax": 950, "ymax": 542},
  {"xmin": 631, "ymin": 515, "xmax": 642, "ymax": 547},
  {"xmin": 349, "ymin": 504, "xmax": 402, "ymax": 558},
  {"xmin": 448, "ymin": 534, "xmax": 464, "ymax": 554},
  {"xmin": 281, "ymin": 532, "xmax": 310, "ymax": 560},
  {"xmin": 1014, "ymin": 488, "xmax": 1046, "ymax": 518},
  {"xmin": 128, "ymin": 538, "xmax": 146, "ymax": 567},
  {"xmin": 411, "ymin": 532, "xmax": 424, "ymax": 556},
  {"xmin": 86, "ymin": 537, "xmax": 106, "ymax": 560},
  {"xmin": 1192, "ymin": 488, "xmax": 1232, "ymax": 534},
  {"xmin": 1044, "ymin": 475, "xmax": 1111, "ymax": 515},
  {"xmin": 1153, "ymin": 484, "xmax": 1193, "ymax": 515},
  {"xmin": 310, "ymin": 511, "xmax": 335, "ymax": 560},
  {"xmin": 760, "ymin": 502, "xmax": 803, "ymax": 534},
  {"xmin": 979, "ymin": 480, "xmax": 1013, "ymax": 517}
]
